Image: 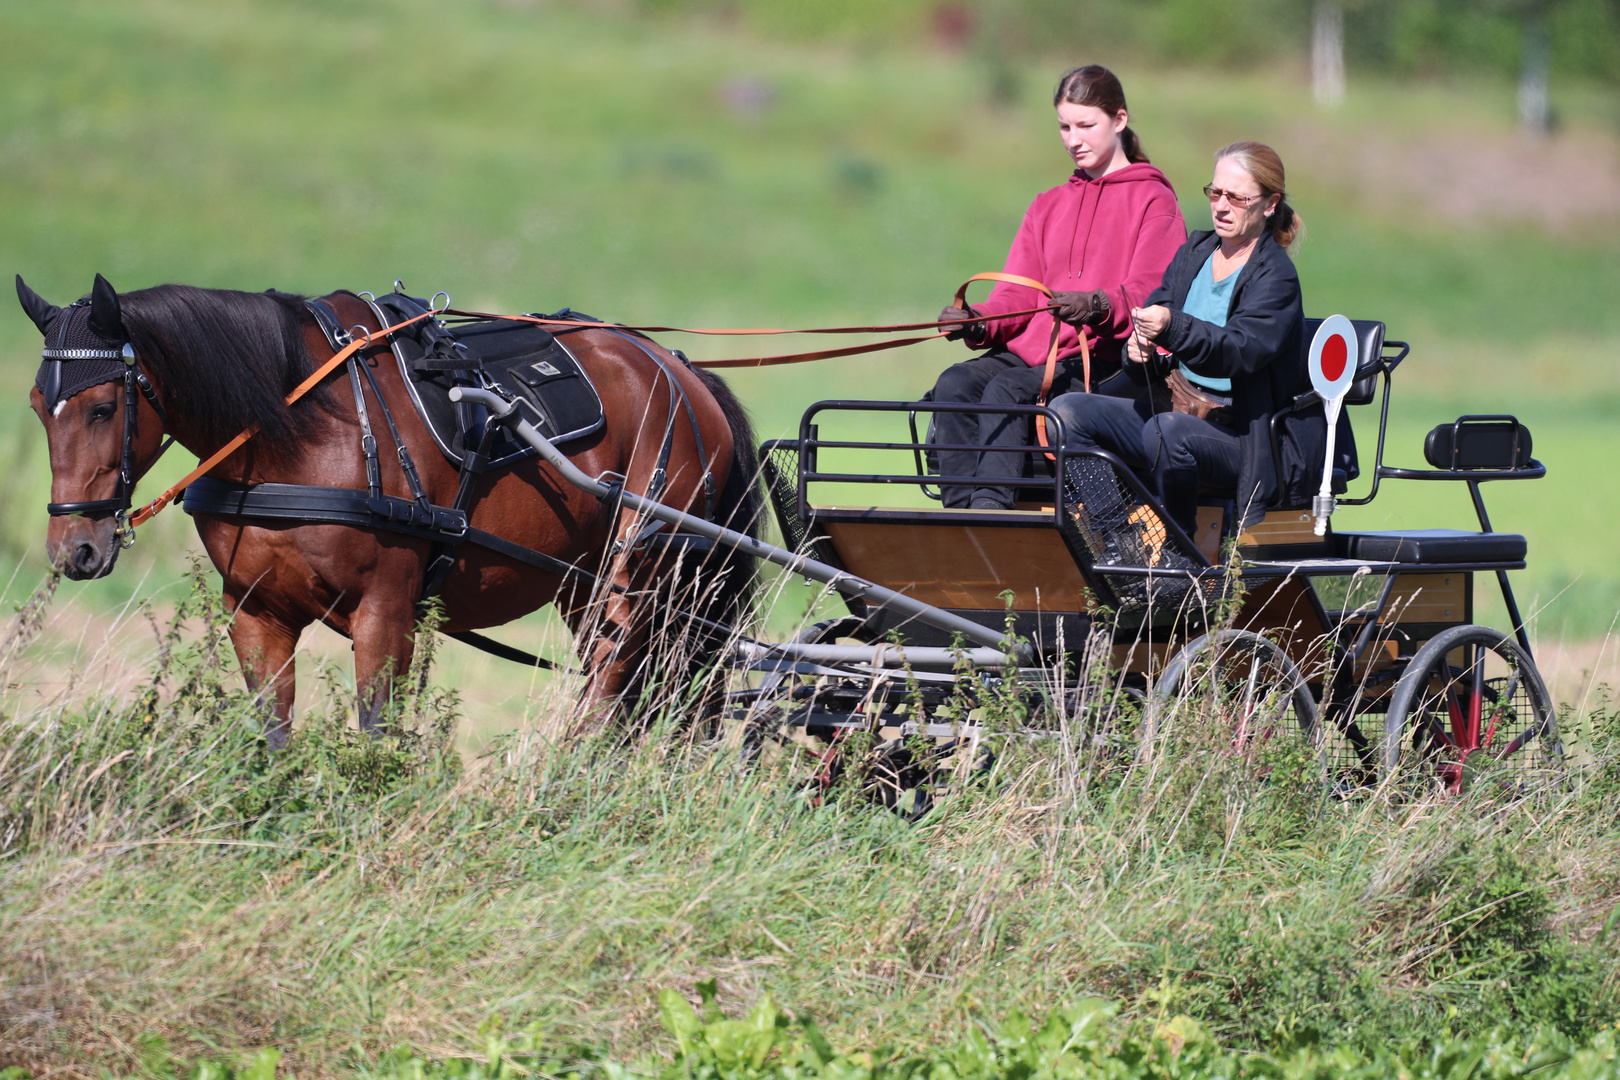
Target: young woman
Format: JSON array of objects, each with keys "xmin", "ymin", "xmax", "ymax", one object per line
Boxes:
[
  {"xmin": 932, "ymin": 64, "xmax": 1186, "ymax": 510},
  {"xmin": 1047, "ymin": 141, "xmax": 1310, "ymax": 538}
]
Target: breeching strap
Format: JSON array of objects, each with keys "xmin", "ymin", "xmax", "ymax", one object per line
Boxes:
[{"xmin": 127, "ymin": 307, "xmax": 442, "ymax": 528}]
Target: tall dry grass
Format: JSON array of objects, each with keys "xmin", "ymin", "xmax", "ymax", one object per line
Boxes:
[{"xmin": 0, "ymin": 560, "xmax": 1618, "ymax": 1077}]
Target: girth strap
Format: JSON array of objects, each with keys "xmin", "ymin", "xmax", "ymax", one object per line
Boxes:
[{"xmin": 180, "ymin": 476, "xmax": 599, "ymax": 587}]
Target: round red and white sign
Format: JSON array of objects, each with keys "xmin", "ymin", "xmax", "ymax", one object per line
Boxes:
[{"xmin": 1308, "ymin": 314, "xmax": 1357, "ymax": 401}]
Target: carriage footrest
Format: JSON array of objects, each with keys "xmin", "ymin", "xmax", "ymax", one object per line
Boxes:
[{"xmin": 1333, "ymin": 529, "xmax": 1526, "ymax": 564}]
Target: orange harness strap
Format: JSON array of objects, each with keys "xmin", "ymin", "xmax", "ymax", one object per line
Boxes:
[
  {"xmin": 952, "ymin": 272, "xmax": 1087, "ymax": 461},
  {"xmin": 128, "ymin": 308, "xmax": 441, "ymax": 528}
]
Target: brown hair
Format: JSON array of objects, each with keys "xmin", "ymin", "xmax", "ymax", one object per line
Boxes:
[
  {"xmin": 1214, "ymin": 141, "xmax": 1303, "ymax": 251},
  {"xmin": 1052, "ymin": 65, "xmax": 1149, "ymax": 165}
]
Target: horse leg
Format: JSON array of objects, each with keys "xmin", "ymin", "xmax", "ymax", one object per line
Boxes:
[
  {"xmin": 228, "ymin": 604, "xmax": 304, "ymax": 751},
  {"xmin": 569, "ymin": 552, "xmax": 651, "ymax": 738},
  {"xmin": 349, "ymin": 593, "xmax": 419, "ymax": 734}
]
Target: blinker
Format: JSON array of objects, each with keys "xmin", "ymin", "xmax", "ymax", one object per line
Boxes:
[{"xmin": 42, "ymin": 361, "xmax": 62, "ymax": 409}]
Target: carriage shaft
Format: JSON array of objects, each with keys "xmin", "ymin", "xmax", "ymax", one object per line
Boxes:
[{"xmin": 449, "ymin": 387, "xmax": 1027, "ymax": 659}]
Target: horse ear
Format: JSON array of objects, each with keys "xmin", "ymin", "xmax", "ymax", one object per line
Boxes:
[
  {"xmin": 88, "ymin": 273, "xmax": 125, "ymax": 341},
  {"xmin": 15, "ymin": 275, "xmax": 61, "ymax": 336}
]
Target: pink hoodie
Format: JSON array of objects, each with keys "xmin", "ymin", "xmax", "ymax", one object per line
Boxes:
[{"xmin": 972, "ymin": 162, "xmax": 1186, "ymax": 369}]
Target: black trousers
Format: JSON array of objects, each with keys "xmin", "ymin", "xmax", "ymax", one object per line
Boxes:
[
  {"xmin": 1046, "ymin": 392, "xmax": 1242, "ymax": 537},
  {"xmin": 930, "ymin": 351, "xmax": 1126, "ymax": 509}
]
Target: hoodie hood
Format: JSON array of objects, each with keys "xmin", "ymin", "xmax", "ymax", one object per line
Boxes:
[{"xmin": 969, "ymin": 162, "xmax": 1187, "ymax": 370}]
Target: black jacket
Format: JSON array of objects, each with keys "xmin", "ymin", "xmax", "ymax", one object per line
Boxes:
[{"xmin": 1143, "ymin": 229, "xmax": 1328, "ymax": 526}]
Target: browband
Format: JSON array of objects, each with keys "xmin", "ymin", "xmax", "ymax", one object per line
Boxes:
[{"xmin": 42, "ymin": 347, "xmax": 126, "ymax": 360}]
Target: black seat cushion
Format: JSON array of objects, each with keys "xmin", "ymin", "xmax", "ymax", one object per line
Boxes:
[{"xmin": 1333, "ymin": 529, "xmax": 1526, "ymax": 564}]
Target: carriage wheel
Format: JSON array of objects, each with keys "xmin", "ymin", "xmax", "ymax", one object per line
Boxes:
[
  {"xmin": 1061, "ymin": 679, "xmax": 1149, "ymax": 775},
  {"xmin": 1383, "ymin": 625, "xmax": 1560, "ymax": 795},
  {"xmin": 739, "ymin": 616, "xmax": 872, "ymax": 766},
  {"xmin": 1151, "ymin": 630, "xmax": 1335, "ymax": 778}
]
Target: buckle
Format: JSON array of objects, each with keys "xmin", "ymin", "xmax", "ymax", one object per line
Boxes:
[{"xmin": 435, "ymin": 509, "xmax": 469, "ymax": 541}]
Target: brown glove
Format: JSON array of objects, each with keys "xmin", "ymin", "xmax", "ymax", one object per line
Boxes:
[
  {"xmin": 939, "ymin": 305, "xmax": 986, "ymax": 346},
  {"xmin": 1049, "ymin": 289, "xmax": 1111, "ymax": 327}
]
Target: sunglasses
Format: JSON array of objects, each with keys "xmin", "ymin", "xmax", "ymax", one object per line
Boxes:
[{"xmin": 1203, "ymin": 185, "xmax": 1266, "ymax": 208}]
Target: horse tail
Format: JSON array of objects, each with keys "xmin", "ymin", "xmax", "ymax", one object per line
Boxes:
[{"xmin": 690, "ymin": 364, "xmax": 762, "ymax": 623}]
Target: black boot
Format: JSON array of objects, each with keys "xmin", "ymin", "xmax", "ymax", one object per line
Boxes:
[{"xmin": 1157, "ymin": 468, "xmax": 1200, "ymax": 542}]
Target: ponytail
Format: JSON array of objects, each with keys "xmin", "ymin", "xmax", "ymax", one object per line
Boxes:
[
  {"xmin": 1268, "ymin": 199, "xmax": 1303, "ymax": 252},
  {"xmin": 1120, "ymin": 125, "xmax": 1150, "ymax": 164}
]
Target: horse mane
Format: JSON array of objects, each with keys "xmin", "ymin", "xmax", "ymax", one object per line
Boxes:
[{"xmin": 116, "ymin": 284, "xmax": 330, "ymax": 452}]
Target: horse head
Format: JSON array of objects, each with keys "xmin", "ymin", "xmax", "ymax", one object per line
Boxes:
[{"xmin": 18, "ymin": 274, "xmax": 168, "ymax": 580}]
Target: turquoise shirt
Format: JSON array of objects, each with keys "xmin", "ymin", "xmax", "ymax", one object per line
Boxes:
[{"xmin": 1177, "ymin": 251, "xmax": 1243, "ymax": 392}]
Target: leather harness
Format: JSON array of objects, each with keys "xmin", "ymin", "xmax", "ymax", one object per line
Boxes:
[{"xmin": 43, "ymin": 280, "xmax": 1070, "ymax": 666}]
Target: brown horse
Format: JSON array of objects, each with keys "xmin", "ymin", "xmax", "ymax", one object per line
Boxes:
[{"xmin": 19, "ymin": 274, "xmax": 760, "ymax": 745}]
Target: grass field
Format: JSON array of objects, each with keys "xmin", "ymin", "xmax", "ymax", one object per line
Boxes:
[{"xmin": 1, "ymin": 579, "xmax": 1619, "ymax": 1077}]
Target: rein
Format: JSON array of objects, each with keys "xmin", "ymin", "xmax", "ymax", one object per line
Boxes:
[
  {"xmin": 126, "ymin": 306, "xmax": 441, "ymax": 528},
  {"xmin": 950, "ymin": 272, "xmax": 1087, "ymax": 461},
  {"xmin": 109, "ymin": 275, "xmax": 1080, "ymax": 533},
  {"xmin": 441, "ymin": 274, "xmax": 1066, "ymax": 368}
]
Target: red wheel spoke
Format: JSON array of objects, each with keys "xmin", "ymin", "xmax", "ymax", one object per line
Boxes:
[
  {"xmin": 1467, "ymin": 645, "xmax": 1485, "ymax": 750},
  {"xmin": 1445, "ymin": 683, "xmax": 1467, "ymax": 747},
  {"xmin": 1439, "ymin": 687, "xmax": 1466, "ymax": 749}
]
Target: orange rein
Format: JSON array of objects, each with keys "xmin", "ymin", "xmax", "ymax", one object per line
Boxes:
[
  {"xmin": 438, "ymin": 280, "xmax": 1063, "ymax": 369},
  {"xmin": 126, "ymin": 307, "xmax": 442, "ymax": 528},
  {"xmin": 125, "ymin": 276, "xmax": 1083, "ymax": 530},
  {"xmin": 951, "ymin": 272, "xmax": 1089, "ymax": 461}
]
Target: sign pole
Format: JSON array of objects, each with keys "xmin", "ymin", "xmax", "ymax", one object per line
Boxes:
[{"xmin": 1306, "ymin": 315, "xmax": 1357, "ymax": 537}]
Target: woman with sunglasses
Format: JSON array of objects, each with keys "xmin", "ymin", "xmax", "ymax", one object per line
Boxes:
[
  {"xmin": 931, "ymin": 65, "xmax": 1185, "ymax": 510},
  {"xmin": 1048, "ymin": 141, "xmax": 1310, "ymax": 540}
]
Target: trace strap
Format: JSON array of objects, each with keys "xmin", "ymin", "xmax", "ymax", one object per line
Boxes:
[
  {"xmin": 127, "ymin": 306, "xmax": 442, "ymax": 529},
  {"xmin": 952, "ymin": 272, "xmax": 1087, "ymax": 462}
]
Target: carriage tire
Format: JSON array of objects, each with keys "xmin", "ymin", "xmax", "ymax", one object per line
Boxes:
[
  {"xmin": 740, "ymin": 616, "xmax": 873, "ymax": 762},
  {"xmin": 1382, "ymin": 624, "xmax": 1560, "ymax": 791},
  {"xmin": 1150, "ymin": 629, "xmax": 1323, "ymax": 771}
]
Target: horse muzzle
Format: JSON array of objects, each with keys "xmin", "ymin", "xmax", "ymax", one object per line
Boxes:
[{"xmin": 47, "ymin": 515, "xmax": 123, "ymax": 580}]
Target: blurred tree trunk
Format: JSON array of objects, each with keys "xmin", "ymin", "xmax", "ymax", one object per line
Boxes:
[
  {"xmin": 1518, "ymin": 9, "xmax": 1551, "ymax": 133},
  {"xmin": 1312, "ymin": 1, "xmax": 1345, "ymax": 107}
]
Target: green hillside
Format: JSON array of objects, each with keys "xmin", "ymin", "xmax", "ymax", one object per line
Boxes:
[{"xmin": 1, "ymin": 0, "xmax": 1617, "ymax": 647}]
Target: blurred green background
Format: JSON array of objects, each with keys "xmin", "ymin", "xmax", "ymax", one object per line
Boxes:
[{"xmin": 1, "ymin": 0, "xmax": 1617, "ymax": 681}]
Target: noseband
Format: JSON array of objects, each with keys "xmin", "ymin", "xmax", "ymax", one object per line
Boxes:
[{"xmin": 42, "ymin": 334, "xmax": 169, "ymax": 548}]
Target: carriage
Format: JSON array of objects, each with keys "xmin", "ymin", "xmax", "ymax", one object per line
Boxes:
[
  {"xmin": 22, "ymin": 274, "xmax": 1556, "ymax": 800},
  {"xmin": 703, "ymin": 316, "xmax": 1558, "ymax": 802}
]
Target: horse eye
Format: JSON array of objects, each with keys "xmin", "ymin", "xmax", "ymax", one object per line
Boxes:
[{"xmin": 88, "ymin": 402, "xmax": 117, "ymax": 423}]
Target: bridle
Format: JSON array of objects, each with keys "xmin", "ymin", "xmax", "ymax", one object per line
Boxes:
[{"xmin": 42, "ymin": 331, "xmax": 170, "ymax": 549}]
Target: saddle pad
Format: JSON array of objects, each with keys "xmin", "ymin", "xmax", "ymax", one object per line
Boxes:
[
  {"xmin": 369, "ymin": 293, "xmax": 605, "ymax": 470},
  {"xmin": 1332, "ymin": 529, "xmax": 1526, "ymax": 564}
]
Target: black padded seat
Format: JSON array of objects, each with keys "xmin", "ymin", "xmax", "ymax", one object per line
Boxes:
[{"xmin": 1333, "ymin": 529, "xmax": 1526, "ymax": 564}]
